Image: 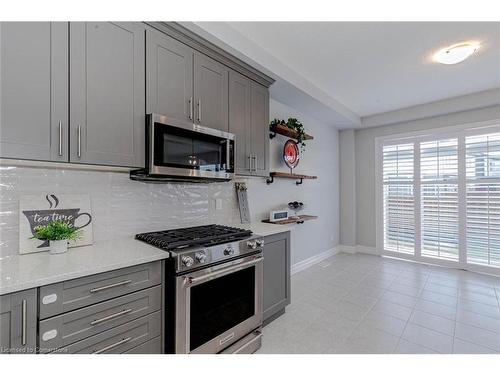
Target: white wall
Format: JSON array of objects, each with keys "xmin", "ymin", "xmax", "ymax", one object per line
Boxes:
[
  {"xmin": 339, "ymin": 130, "xmax": 356, "ymax": 246},
  {"xmin": 345, "ymin": 105, "xmax": 500, "ymax": 249},
  {"xmin": 0, "ymin": 98, "xmax": 340, "ymax": 267},
  {"xmin": 249, "ymin": 99, "xmax": 340, "ymax": 264}
]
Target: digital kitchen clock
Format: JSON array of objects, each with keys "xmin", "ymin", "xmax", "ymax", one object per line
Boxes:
[{"xmin": 269, "ymin": 210, "xmax": 289, "ymax": 222}]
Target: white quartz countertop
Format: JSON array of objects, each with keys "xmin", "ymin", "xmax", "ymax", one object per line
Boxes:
[
  {"xmin": 242, "ymin": 222, "xmax": 295, "ymax": 237},
  {"xmin": 0, "ymin": 238, "xmax": 169, "ymax": 296}
]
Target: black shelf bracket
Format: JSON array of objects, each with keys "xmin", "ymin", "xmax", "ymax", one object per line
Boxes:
[
  {"xmin": 296, "ymin": 178, "xmax": 303, "ymax": 185},
  {"xmin": 266, "ymin": 175, "xmax": 274, "ymax": 184}
]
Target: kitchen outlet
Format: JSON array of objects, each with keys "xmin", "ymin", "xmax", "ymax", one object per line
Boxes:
[{"xmin": 215, "ymin": 199, "xmax": 223, "ymax": 210}]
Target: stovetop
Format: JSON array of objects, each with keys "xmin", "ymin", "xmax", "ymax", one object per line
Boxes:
[{"xmin": 135, "ymin": 224, "xmax": 253, "ymax": 251}]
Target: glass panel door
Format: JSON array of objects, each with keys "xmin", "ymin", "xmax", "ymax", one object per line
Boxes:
[{"xmin": 189, "ymin": 266, "xmax": 255, "ymax": 351}]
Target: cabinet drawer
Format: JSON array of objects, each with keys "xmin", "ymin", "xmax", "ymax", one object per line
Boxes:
[
  {"xmin": 39, "ymin": 262, "xmax": 161, "ymax": 319},
  {"xmin": 55, "ymin": 311, "xmax": 161, "ymax": 354},
  {"xmin": 123, "ymin": 335, "xmax": 162, "ymax": 354},
  {"xmin": 39, "ymin": 285, "xmax": 161, "ymax": 351}
]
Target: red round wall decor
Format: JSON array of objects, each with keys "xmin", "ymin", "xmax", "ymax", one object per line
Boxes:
[{"xmin": 283, "ymin": 140, "xmax": 300, "ymax": 170}]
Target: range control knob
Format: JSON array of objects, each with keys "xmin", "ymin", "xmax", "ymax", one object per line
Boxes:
[
  {"xmin": 247, "ymin": 240, "xmax": 257, "ymax": 250},
  {"xmin": 181, "ymin": 256, "xmax": 194, "ymax": 267},
  {"xmin": 256, "ymin": 239, "xmax": 265, "ymax": 247},
  {"xmin": 195, "ymin": 252, "xmax": 207, "ymax": 263},
  {"xmin": 223, "ymin": 246, "xmax": 234, "ymax": 256}
]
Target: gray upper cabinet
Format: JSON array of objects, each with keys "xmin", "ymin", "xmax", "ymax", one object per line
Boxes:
[
  {"xmin": 194, "ymin": 52, "xmax": 229, "ymax": 132},
  {"xmin": 69, "ymin": 22, "xmax": 145, "ymax": 167},
  {"xmin": 229, "ymin": 70, "xmax": 270, "ymax": 177},
  {"xmin": 263, "ymin": 231, "xmax": 291, "ymax": 323},
  {"xmin": 0, "ymin": 22, "xmax": 68, "ymax": 162},
  {"xmin": 0, "ymin": 289, "xmax": 37, "ymax": 354},
  {"xmin": 250, "ymin": 82, "xmax": 270, "ymax": 177},
  {"xmin": 229, "ymin": 70, "xmax": 252, "ymax": 174},
  {"xmin": 146, "ymin": 30, "xmax": 194, "ymax": 125}
]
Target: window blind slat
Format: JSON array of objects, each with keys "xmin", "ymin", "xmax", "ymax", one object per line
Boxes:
[
  {"xmin": 383, "ymin": 143, "xmax": 415, "ymax": 254},
  {"xmin": 420, "ymin": 139, "xmax": 459, "ymax": 261}
]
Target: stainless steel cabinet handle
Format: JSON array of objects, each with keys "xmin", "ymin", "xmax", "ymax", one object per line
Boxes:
[
  {"xmin": 89, "ymin": 279, "xmax": 132, "ymax": 293},
  {"xmin": 185, "ymin": 256, "xmax": 263, "ymax": 285},
  {"xmin": 188, "ymin": 98, "xmax": 193, "ymax": 121},
  {"xmin": 90, "ymin": 309, "xmax": 133, "ymax": 326},
  {"xmin": 197, "ymin": 100, "xmax": 202, "ymax": 123},
  {"xmin": 77, "ymin": 125, "xmax": 81, "ymax": 158},
  {"xmin": 21, "ymin": 299, "xmax": 27, "ymax": 346},
  {"xmin": 58, "ymin": 122, "xmax": 63, "ymax": 156},
  {"xmin": 247, "ymin": 155, "xmax": 252, "ymax": 171},
  {"xmin": 253, "ymin": 155, "xmax": 257, "ymax": 172},
  {"xmin": 93, "ymin": 337, "xmax": 132, "ymax": 354}
]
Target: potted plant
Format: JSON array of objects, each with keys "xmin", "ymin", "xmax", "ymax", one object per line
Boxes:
[
  {"xmin": 31, "ymin": 220, "xmax": 82, "ymax": 255},
  {"xmin": 269, "ymin": 118, "xmax": 307, "ymax": 152}
]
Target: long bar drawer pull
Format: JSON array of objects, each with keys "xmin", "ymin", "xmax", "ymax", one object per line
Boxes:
[
  {"xmin": 21, "ymin": 299, "xmax": 27, "ymax": 346},
  {"xmin": 89, "ymin": 279, "xmax": 132, "ymax": 293},
  {"xmin": 90, "ymin": 309, "xmax": 133, "ymax": 326},
  {"xmin": 93, "ymin": 337, "xmax": 132, "ymax": 354}
]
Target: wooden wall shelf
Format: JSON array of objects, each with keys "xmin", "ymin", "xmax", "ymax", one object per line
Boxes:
[
  {"xmin": 269, "ymin": 124, "xmax": 314, "ymax": 141},
  {"xmin": 266, "ymin": 172, "xmax": 317, "ymax": 185},
  {"xmin": 262, "ymin": 215, "xmax": 318, "ymax": 225}
]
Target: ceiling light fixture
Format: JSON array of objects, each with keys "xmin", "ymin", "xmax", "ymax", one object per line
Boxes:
[{"xmin": 433, "ymin": 42, "xmax": 480, "ymax": 65}]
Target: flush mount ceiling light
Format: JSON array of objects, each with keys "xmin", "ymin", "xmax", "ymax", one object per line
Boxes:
[{"xmin": 433, "ymin": 42, "xmax": 480, "ymax": 65}]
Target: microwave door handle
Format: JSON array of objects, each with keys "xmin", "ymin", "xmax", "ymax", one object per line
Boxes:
[{"xmin": 226, "ymin": 140, "xmax": 231, "ymax": 171}]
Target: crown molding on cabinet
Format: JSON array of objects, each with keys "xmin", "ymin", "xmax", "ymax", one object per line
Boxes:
[{"xmin": 144, "ymin": 22, "xmax": 275, "ymax": 88}]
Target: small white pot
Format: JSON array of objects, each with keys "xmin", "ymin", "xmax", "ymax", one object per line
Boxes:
[{"xmin": 49, "ymin": 240, "xmax": 68, "ymax": 255}]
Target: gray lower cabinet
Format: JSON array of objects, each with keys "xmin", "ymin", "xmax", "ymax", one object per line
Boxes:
[
  {"xmin": 146, "ymin": 30, "xmax": 194, "ymax": 125},
  {"xmin": 56, "ymin": 311, "xmax": 161, "ymax": 354},
  {"xmin": 0, "ymin": 289, "xmax": 37, "ymax": 354},
  {"xmin": 229, "ymin": 70, "xmax": 270, "ymax": 177},
  {"xmin": 194, "ymin": 52, "xmax": 229, "ymax": 132},
  {"xmin": 0, "ymin": 22, "xmax": 68, "ymax": 162},
  {"xmin": 69, "ymin": 22, "xmax": 145, "ymax": 167},
  {"xmin": 263, "ymin": 231, "xmax": 291, "ymax": 324}
]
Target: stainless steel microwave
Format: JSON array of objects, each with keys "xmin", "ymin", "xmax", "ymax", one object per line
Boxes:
[{"xmin": 131, "ymin": 113, "xmax": 235, "ymax": 183}]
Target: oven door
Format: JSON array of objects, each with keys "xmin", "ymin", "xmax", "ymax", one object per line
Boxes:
[
  {"xmin": 175, "ymin": 254, "xmax": 263, "ymax": 354},
  {"xmin": 148, "ymin": 113, "xmax": 234, "ymax": 180}
]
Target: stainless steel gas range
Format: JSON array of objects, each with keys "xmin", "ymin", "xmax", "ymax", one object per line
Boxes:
[{"xmin": 136, "ymin": 224, "xmax": 264, "ymax": 354}]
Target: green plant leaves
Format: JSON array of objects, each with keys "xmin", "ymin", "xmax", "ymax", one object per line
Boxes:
[
  {"xmin": 31, "ymin": 220, "xmax": 82, "ymax": 242},
  {"xmin": 269, "ymin": 118, "xmax": 307, "ymax": 152}
]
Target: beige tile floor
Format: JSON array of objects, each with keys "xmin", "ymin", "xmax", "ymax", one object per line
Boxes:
[{"xmin": 257, "ymin": 253, "xmax": 500, "ymax": 354}]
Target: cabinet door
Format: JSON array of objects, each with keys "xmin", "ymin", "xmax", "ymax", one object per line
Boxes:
[
  {"xmin": 0, "ymin": 289, "xmax": 37, "ymax": 354},
  {"xmin": 146, "ymin": 30, "xmax": 193, "ymax": 125},
  {"xmin": 229, "ymin": 70, "xmax": 252, "ymax": 175},
  {"xmin": 263, "ymin": 232, "xmax": 291, "ymax": 323},
  {"xmin": 70, "ymin": 22, "xmax": 145, "ymax": 167},
  {"xmin": 194, "ymin": 52, "xmax": 229, "ymax": 132},
  {"xmin": 0, "ymin": 22, "xmax": 68, "ymax": 162},
  {"xmin": 250, "ymin": 83, "xmax": 270, "ymax": 177}
]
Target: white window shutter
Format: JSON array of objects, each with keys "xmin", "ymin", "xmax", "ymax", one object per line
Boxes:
[{"xmin": 383, "ymin": 144, "xmax": 415, "ymax": 254}]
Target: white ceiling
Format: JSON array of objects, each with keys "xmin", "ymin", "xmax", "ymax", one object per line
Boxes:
[{"xmin": 206, "ymin": 22, "xmax": 500, "ymax": 117}]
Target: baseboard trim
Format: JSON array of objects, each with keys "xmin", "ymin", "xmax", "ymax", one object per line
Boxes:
[
  {"xmin": 291, "ymin": 246, "xmax": 340, "ymax": 275},
  {"xmin": 356, "ymin": 245, "xmax": 380, "ymax": 255}
]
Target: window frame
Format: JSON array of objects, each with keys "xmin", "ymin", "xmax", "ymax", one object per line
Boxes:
[{"xmin": 375, "ymin": 119, "xmax": 500, "ymax": 274}]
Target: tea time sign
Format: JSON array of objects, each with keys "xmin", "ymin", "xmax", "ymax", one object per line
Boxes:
[{"xmin": 19, "ymin": 194, "xmax": 93, "ymax": 254}]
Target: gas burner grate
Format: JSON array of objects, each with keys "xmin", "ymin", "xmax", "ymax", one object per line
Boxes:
[{"xmin": 135, "ymin": 224, "xmax": 252, "ymax": 250}]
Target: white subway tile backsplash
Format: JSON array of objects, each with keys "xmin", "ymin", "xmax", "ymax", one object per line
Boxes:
[{"xmin": 0, "ymin": 165, "xmax": 243, "ymax": 258}]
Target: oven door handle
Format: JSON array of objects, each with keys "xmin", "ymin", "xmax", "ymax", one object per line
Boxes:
[{"xmin": 184, "ymin": 255, "xmax": 263, "ymax": 285}]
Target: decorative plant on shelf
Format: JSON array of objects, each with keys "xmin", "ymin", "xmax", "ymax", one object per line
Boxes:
[
  {"xmin": 269, "ymin": 118, "xmax": 307, "ymax": 151},
  {"xmin": 31, "ymin": 220, "xmax": 82, "ymax": 255}
]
